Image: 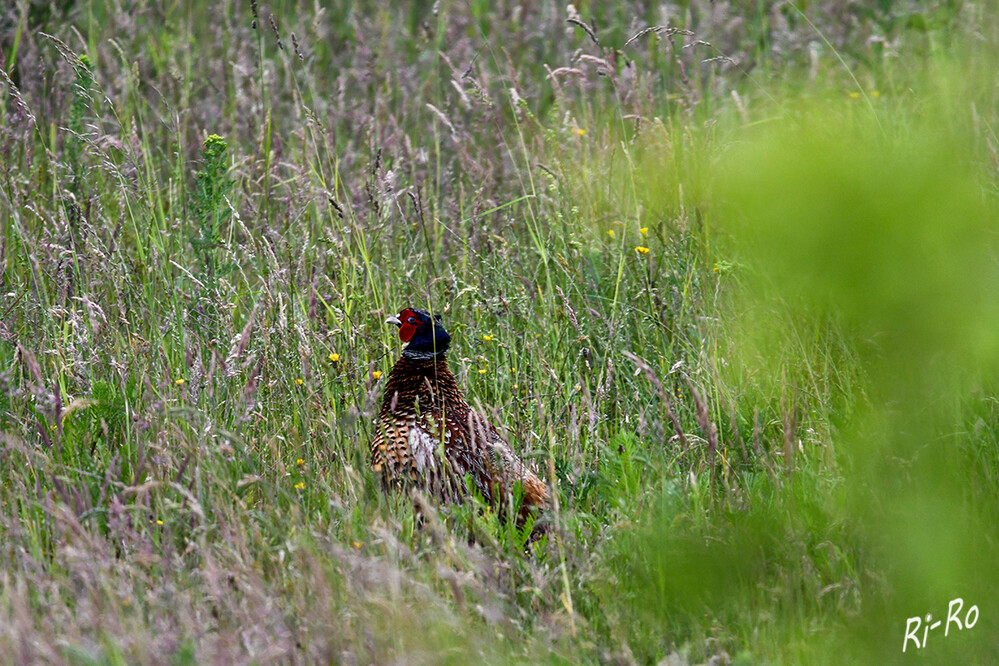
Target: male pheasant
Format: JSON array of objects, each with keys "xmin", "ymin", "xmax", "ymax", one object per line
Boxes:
[{"xmin": 371, "ymin": 308, "xmax": 548, "ymax": 523}]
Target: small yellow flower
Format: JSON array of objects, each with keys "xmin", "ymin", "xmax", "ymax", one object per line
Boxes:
[
  {"xmin": 848, "ymin": 91, "xmax": 861, "ymax": 99},
  {"xmin": 294, "ymin": 481, "xmax": 306, "ymax": 490},
  {"xmin": 482, "ymin": 334, "xmax": 494, "ymax": 342},
  {"xmin": 509, "ymin": 367, "xmax": 516, "ymax": 373},
  {"xmin": 712, "ymin": 260, "xmax": 734, "ymax": 275},
  {"xmin": 607, "ymin": 229, "xmax": 615, "ymax": 238},
  {"xmin": 329, "ymin": 353, "xmax": 340, "ymax": 362},
  {"xmin": 478, "ymin": 368, "xmax": 487, "ymax": 374},
  {"xmin": 156, "ymin": 519, "xmax": 163, "ymax": 525},
  {"xmin": 296, "ymin": 378, "xmax": 304, "ymax": 386},
  {"xmin": 871, "ymin": 90, "xmax": 881, "ymax": 98},
  {"xmin": 175, "ymin": 378, "xmax": 184, "ymax": 386},
  {"xmin": 296, "ymin": 458, "xmax": 305, "ymax": 466},
  {"xmin": 639, "ymin": 227, "xmax": 649, "ymax": 235},
  {"xmin": 574, "ymin": 128, "xmax": 586, "ymax": 136},
  {"xmin": 352, "ymin": 541, "xmax": 363, "ymax": 549},
  {"xmin": 574, "ymin": 384, "xmax": 582, "ymax": 391},
  {"xmin": 635, "ymin": 246, "xmax": 650, "ymax": 254},
  {"xmin": 372, "ymin": 371, "xmax": 382, "ymax": 380}
]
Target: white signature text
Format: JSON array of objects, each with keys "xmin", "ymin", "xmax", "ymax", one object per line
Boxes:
[{"xmin": 903, "ymin": 598, "xmax": 978, "ymax": 653}]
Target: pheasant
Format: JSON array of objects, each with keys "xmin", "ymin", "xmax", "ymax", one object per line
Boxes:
[{"xmin": 371, "ymin": 307, "xmax": 549, "ymax": 523}]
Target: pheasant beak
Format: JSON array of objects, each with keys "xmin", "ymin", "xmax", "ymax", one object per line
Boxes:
[{"xmin": 385, "ymin": 315, "xmax": 402, "ymax": 327}]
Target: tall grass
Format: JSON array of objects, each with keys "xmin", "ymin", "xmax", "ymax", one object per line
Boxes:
[{"xmin": 1, "ymin": 1, "xmax": 997, "ymax": 662}]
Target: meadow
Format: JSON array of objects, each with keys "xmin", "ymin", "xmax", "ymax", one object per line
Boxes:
[{"xmin": 1, "ymin": 0, "xmax": 998, "ymax": 663}]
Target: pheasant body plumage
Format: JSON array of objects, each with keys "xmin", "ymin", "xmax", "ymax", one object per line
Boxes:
[{"xmin": 372, "ymin": 308, "xmax": 548, "ymax": 521}]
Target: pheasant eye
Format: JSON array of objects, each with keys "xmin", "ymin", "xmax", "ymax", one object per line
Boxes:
[{"xmin": 407, "ymin": 317, "xmax": 417, "ymax": 324}]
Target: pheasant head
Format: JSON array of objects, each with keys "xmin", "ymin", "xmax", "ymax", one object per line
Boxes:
[{"xmin": 385, "ymin": 308, "xmax": 451, "ymax": 359}]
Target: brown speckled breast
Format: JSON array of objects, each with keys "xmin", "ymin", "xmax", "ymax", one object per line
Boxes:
[{"xmin": 371, "ymin": 355, "xmax": 548, "ymax": 522}]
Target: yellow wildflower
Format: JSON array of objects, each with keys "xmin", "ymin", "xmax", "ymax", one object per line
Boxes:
[
  {"xmin": 574, "ymin": 128, "xmax": 586, "ymax": 136},
  {"xmin": 639, "ymin": 227, "xmax": 649, "ymax": 235},
  {"xmin": 175, "ymin": 378, "xmax": 184, "ymax": 386},
  {"xmin": 848, "ymin": 91, "xmax": 861, "ymax": 99},
  {"xmin": 607, "ymin": 229, "xmax": 615, "ymax": 238},
  {"xmin": 294, "ymin": 481, "xmax": 306, "ymax": 490},
  {"xmin": 329, "ymin": 353, "xmax": 340, "ymax": 362},
  {"xmin": 635, "ymin": 246, "xmax": 650, "ymax": 254},
  {"xmin": 372, "ymin": 371, "xmax": 382, "ymax": 380},
  {"xmin": 296, "ymin": 378, "xmax": 304, "ymax": 385},
  {"xmin": 296, "ymin": 458, "xmax": 305, "ymax": 466},
  {"xmin": 482, "ymin": 334, "xmax": 494, "ymax": 342},
  {"xmin": 478, "ymin": 368, "xmax": 487, "ymax": 374},
  {"xmin": 156, "ymin": 520, "xmax": 163, "ymax": 526}
]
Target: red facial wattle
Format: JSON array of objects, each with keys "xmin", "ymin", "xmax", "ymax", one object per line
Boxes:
[{"xmin": 397, "ymin": 308, "xmax": 419, "ymax": 342}]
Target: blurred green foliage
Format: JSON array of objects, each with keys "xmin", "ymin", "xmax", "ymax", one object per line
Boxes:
[{"xmin": 719, "ymin": 93, "xmax": 999, "ymax": 661}]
